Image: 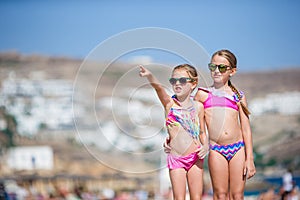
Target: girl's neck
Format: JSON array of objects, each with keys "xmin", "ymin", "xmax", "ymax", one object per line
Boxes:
[
  {"xmin": 213, "ymin": 82, "xmax": 229, "ymax": 90},
  {"xmin": 174, "ymin": 94, "xmax": 192, "ymax": 107}
]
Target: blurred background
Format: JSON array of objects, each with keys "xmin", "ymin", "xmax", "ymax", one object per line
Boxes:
[{"xmin": 0, "ymin": 1, "xmax": 300, "ymax": 199}]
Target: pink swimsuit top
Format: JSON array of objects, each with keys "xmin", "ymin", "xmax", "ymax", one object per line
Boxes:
[
  {"xmin": 166, "ymin": 95, "xmax": 200, "ymax": 139},
  {"xmin": 199, "ymin": 87, "xmax": 242, "ymax": 111}
]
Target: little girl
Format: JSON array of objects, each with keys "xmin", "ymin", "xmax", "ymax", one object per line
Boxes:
[
  {"xmin": 195, "ymin": 49, "xmax": 256, "ymax": 199},
  {"xmin": 139, "ymin": 64, "xmax": 209, "ymax": 200}
]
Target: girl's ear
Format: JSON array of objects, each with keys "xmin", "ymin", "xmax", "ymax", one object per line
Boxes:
[
  {"xmin": 191, "ymin": 82, "xmax": 197, "ymax": 90},
  {"xmin": 230, "ymin": 68, "xmax": 237, "ymax": 76}
]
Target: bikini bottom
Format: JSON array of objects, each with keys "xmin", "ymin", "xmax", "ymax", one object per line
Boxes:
[
  {"xmin": 210, "ymin": 140, "xmax": 245, "ymax": 161},
  {"xmin": 167, "ymin": 152, "xmax": 201, "ymax": 171}
]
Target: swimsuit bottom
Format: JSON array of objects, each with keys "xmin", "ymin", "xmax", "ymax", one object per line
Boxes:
[
  {"xmin": 210, "ymin": 140, "xmax": 245, "ymax": 161},
  {"xmin": 167, "ymin": 152, "xmax": 201, "ymax": 171}
]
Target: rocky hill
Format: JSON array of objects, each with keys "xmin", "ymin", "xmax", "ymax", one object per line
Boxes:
[
  {"xmin": 1, "ymin": 51, "xmax": 299, "ymax": 99},
  {"xmin": 233, "ymin": 68, "xmax": 300, "ymax": 99}
]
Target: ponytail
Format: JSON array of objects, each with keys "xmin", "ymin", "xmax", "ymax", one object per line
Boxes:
[{"xmin": 228, "ymin": 80, "xmax": 251, "ymax": 117}]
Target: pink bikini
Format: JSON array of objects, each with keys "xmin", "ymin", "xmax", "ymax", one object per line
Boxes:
[
  {"xmin": 166, "ymin": 95, "xmax": 202, "ymax": 171},
  {"xmin": 203, "ymin": 91, "xmax": 239, "ymax": 111},
  {"xmin": 167, "ymin": 152, "xmax": 200, "ymax": 171},
  {"xmin": 199, "ymin": 87, "xmax": 245, "ymax": 161}
]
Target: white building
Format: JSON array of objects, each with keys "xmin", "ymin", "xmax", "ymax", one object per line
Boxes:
[
  {"xmin": 0, "ymin": 76, "xmax": 75, "ymax": 135},
  {"xmin": 6, "ymin": 146, "xmax": 54, "ymax": 170},
  {"xmin": 249, "ymin": 91, "xmax": 300, "ymax": 116}
]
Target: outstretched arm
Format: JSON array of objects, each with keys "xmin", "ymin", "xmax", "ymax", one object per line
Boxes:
[
  {"xmin": 139, "ymin": 65, "xmax": 171, "ymax": 108},
  {"xmin": 239, "ymin": 95, "xmax": 256, "ymax": 179}
]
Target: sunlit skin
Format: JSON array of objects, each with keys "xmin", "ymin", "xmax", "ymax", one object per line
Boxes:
[
  {"xmin": 194, "ymin": 54, "xmax": 256, "ymax": 200},
  {"xmin": 139, "ymin": 65, "xmax": 209, "ymax": 200}
]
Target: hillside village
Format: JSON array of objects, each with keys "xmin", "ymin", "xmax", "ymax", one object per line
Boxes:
[{"xmin": 1, "ymin": 72, "xmax": 299, "ymax": 165}]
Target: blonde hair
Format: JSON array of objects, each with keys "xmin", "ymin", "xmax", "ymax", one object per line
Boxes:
[
  {"xmin": 172, "ymin": 64, "xmax": 198, "ymax": 92},
  {"xmin": 212, "ymin": 50, "xmax": 251, "ymax": 117},
  {"xmin": 173, "ymin": 64, "xmax": 198, "ymax": 86}
]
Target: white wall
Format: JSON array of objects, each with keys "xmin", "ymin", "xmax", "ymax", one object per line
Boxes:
[
  {"xmin": 7, "ymin": 146, "xmax": 53, "ymax": 170},
  {"xmin": 249, "ymin": 92, "xmax": 300, "ymax": 116}
]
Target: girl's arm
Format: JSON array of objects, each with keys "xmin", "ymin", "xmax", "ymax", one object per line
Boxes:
[
  {"xmin": 140, "ymin": 65, "xmax": 173, "ymax": 154},
  {"xmin": 239, "ymin": 95, "xmax": 256, "ymax": 179},
  {"xmin": 197, "ymin": 102, "xmax": 209, "ymax": 159},
  {"xmin": 194, "ymin": 89, "xmax": 209, "ymax": 158},
  {"xmin": 139, "ymin": 65, "xmax": 171, "ymax": 107}
]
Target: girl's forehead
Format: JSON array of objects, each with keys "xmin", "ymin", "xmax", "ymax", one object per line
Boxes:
[
  {"xmin": 172, "ymin": 69, "xmax": 189, "ymax": 77},
  {"xmin": 212, "ymin": 55, "xmax": 229, "ymax": 65}
]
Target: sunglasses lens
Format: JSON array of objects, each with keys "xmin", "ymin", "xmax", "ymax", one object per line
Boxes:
[
  {"xmin": 208, "ymin": 63, "xmax": 217, "ymax": 71},
  {"xmin": 179, "ymin": 77, "xmax": 187, "ymax": 84},
  {"xmin": 218, "ymin": 64, "xmax": 227, "ymax": 73},
  {"xmin": 169, "ymin": 78, "xmax": 176, "ymax": 85}
]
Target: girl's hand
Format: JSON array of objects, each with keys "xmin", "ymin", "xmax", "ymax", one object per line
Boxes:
[
  {"xmin": 163, "ymin": 136, "xmax": 171, "ymax": 153},
  {"xmin": 139, "ymin": 65, "xmax": 151, "ymax": 77},
  {"xmin": 196, "ymin": 143, "xmax": 209, "ymax": 159},
  {"xmin": 244, "ymin": 159, "xmax": 256, "ymax": 179}
]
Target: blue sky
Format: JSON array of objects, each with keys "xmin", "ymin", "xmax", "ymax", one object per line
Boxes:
[{"xmin": 0, "ymin": 0, "xmax": 300, "ymax": 71}]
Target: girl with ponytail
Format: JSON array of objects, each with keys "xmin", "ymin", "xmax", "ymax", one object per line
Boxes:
[{"xmin": 195, "ymin": 49, "xmax": 256, "ymax": 199}]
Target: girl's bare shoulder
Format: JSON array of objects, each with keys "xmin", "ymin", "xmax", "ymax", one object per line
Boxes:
[
  {"xmin": 164, "ymin": 96, "xmax": 175, "ymax": 111},
  {"xmin": 195, "ymin": 87, "xmax": 210, "ymax": 102}
]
